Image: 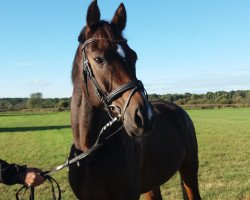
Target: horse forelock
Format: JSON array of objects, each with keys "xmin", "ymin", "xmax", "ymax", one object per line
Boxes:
[
  {"xmin": 89, "ymin": 21, "xmax": 124, "ymax": 50},
  {"xmin": 78, "ymin": 21, "xmax": 122, "ymax": 45}
]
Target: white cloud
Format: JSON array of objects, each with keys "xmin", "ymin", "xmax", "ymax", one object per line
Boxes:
[
  {"xmin": 144, "ymin": 70, "xmax": 250, "ymax": 94},
  {"xmin": 32, "ymin": 78, "xmax": 40, "ymax": 84},
  {"xmin": 30, "ymin": 78, "xmax": 50, "ymax": 87},
  {"xmin": 18, "ymin": 62, "xmax": 33, "ymax": 67}
]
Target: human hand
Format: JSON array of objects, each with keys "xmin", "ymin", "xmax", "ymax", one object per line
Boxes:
[{"xmin": 24, "ymin": 168, "xmax": 46, "ymax": 187}]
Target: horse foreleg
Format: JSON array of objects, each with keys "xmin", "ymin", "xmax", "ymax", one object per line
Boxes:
[
  {"xmin": 143, "ymin": 186, "xmax": 163, "ymax": 200},
  {"xmin": 179, "ymin": 163, "xmax": 201, "ymax": 200},
  {"xmin": 179, "ymin": 115, "xmax": 201, "ymax": 200}
]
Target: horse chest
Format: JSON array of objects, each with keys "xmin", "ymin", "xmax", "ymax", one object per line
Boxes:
[{"xmin": 68, "ymin": 143, "xmax": 141, "ymax": 200}]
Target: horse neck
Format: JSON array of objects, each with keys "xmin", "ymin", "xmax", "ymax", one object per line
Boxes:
[
  {"xmin": 71, "ymin": 89, "xmax": 109, "ymax": 151},
  {"xmin": 71, "ymin": 51, "xmax": 109, "ymax": 151}
]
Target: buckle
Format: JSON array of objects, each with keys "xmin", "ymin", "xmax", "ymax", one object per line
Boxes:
[{"xmin": 108, "ymin": 105, "xmax": 122, "ymax": 121}]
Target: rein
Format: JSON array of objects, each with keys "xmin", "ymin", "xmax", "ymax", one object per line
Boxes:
[
  {"xmin": 15, "ymin": 37, "xmax": 146, "ymax": 199},
  {"xmin": 16, "ymin": 116, "xmax": 122, "ymax": 200}
]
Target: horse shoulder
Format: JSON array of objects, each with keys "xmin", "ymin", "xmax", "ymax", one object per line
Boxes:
[{"xmin": 140, "ymin": 101, "xmax": 190, "ymax": 192}]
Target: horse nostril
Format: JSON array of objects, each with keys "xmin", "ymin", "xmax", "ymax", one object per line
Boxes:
[
  {"xmin": 134, "ymin": 108, "xmax": 144, "ymax": 129},
  {"xmin": 135, "ymin": 106, "xmax": 155, "ymax": 131},
  {"xmin": 133, "ymin": 106, "xmax": 154, "ymax": 134},
  {"xmin": 148, "ymin": 114, "xmax": 154, "ymax": 130}
]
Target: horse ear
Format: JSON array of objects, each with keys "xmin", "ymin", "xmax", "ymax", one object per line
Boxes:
[
  {"xmin": 111, "ymin": 3, "xmax": 127, "ymax": 33},
  {"xmin": 86, "ymin": 0, "xmax": 100, "ymax": 29}
]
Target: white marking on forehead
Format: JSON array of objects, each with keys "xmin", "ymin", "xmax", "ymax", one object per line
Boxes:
[{"xmin": 117, "ymin": 44, "xmax": 125, "ymax": 58}]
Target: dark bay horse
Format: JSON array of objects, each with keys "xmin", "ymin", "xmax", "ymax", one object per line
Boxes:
[{"xmin": 69, "ymin": 1, "xmax": 201, "ymax": 200}]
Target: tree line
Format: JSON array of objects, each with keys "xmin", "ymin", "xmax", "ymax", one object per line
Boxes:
[
  {"xmin": 148, "ymin": 90, "xmax": 250, "ymax": 109},
  {"xmin": 0, "ymin": 93, "xmax": 70, "ymax": 112},
  {"xmin": 0, "ymin": 90, "xmax": 249, "ymax": 112}
]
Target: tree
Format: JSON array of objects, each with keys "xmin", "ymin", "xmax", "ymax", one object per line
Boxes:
[
  {"xmin": 0, "ymin": 100, "xmax": 13, "ymax": 111},
  {"xmin": 57, "ymin": 100, "xmax": 69, "ymax": 111},
  {"xmin": 27, "ymin": 92, "xmax": 43, "ymax": 109},
  {"xmin": 149, "ymin": 94, "xmax": 159, "ymax": 101},
  {"xmin": 246, "ymin": 91, "xmax": 250, "ymax": 103}
]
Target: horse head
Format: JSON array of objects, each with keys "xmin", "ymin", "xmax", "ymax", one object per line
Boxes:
[{"xmin": 75, "ymin": 1, "xmax": 154, "ymax": 137}]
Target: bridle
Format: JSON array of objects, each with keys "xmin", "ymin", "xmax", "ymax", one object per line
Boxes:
[
  {"xmin": 81, "ymin": 38, "xmax": 147, "ymax": 120},
  {"xmin": 15, "ymin": 38, "xmax": 148, "ymax": 200}
]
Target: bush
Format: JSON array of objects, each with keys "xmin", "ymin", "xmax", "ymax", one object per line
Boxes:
[{"xmin": 57, "ymin": 100, "xmax": 70, "ymax": 111}]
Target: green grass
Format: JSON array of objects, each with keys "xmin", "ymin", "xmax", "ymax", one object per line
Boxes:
[
  {"xmin": 0, "ymin": 109, "xmax": 249, "ymax": 199},
  {"xmin": 0, "ymin": 112, "xmax": 76, "ymax": 200},
  {"xmin": 159, "ymin": 108, "xmax": 250, "ymax": 200}
]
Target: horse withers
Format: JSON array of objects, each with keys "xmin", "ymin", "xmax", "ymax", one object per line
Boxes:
[{"xmin": 69, "ymin": 1, "xmax": 201, "ymax": 200}]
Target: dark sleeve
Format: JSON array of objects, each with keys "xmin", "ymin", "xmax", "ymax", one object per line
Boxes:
[{"xmin": 0, "ymin": 159, "xmax": 27, "ymax": 185}]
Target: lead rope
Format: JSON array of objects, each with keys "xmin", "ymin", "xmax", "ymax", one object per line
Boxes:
[
  {"xmin": 15, "ymin": 117, "xmax": 121, "ymax": 200},
  {"xmin": 15, "ymin": 174, "xmax": 61, "ymax": 200}
]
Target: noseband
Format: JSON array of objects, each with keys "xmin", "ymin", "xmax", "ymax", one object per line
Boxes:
[{"xmin": 81, "ymin": 38, "xmax": 146, "ymax": 120}]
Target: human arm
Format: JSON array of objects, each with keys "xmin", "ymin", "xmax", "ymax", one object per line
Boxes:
[{"xmin": 0, "ymin": 159, "xmax": 45, "ymax": 186}]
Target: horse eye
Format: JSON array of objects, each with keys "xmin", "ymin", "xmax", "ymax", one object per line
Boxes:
[{"xmin": 94, "ymin": 57, "xmax": 104, "ymax": 65}]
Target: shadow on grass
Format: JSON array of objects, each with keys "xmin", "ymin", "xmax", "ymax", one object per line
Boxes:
[
  {"xmin": 0, "ymin": 125, "xmax": 71, "ymax": 133},
  {"xmin": 0, "ymin": 113, "xmax": 57, "ymax": 117}
]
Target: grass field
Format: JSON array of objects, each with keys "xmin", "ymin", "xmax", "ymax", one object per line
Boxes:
[{"xmin": 0, "ymin": 108, "xmax": 249, "ymax": 199}]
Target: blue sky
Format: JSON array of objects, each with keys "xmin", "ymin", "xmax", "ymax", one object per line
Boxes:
[{"xmin": 0, "ymin": 0, "xmax": 249, "ymax": 98}]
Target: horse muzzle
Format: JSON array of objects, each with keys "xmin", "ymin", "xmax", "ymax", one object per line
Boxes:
[{"xmin": 122, "ymin": 93, "xmax": 155, "ymax": 137}]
